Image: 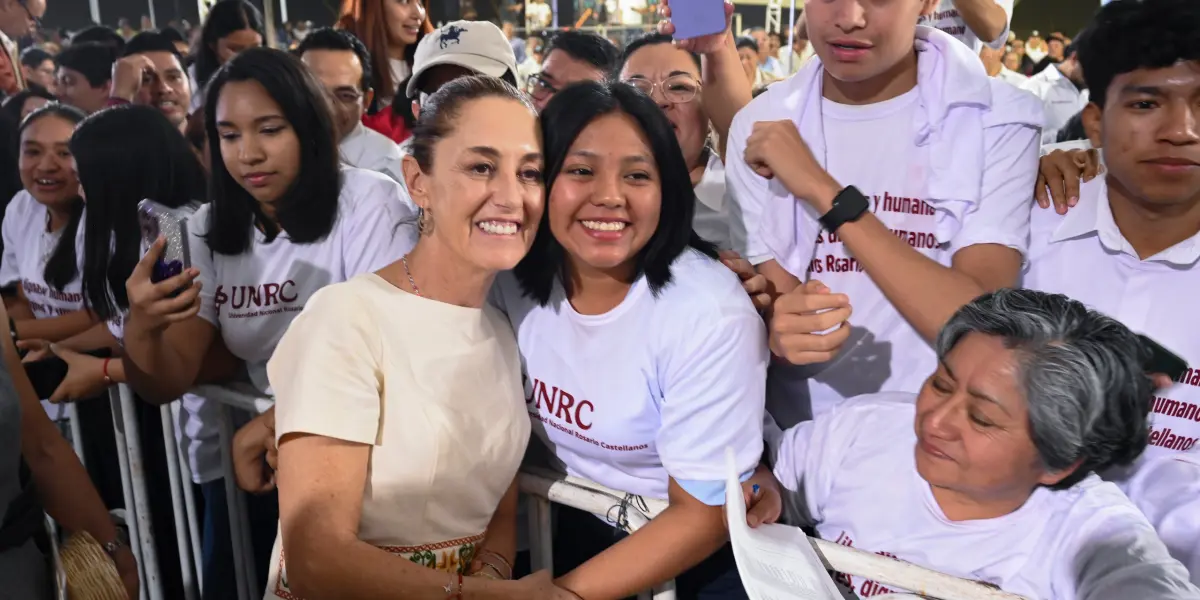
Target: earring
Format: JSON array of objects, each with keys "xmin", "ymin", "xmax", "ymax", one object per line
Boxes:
[{"xmin": 418, "ymin": 206, "xmax": 435, "ymax": 236}]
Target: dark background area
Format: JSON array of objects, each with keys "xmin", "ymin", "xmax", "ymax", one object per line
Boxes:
[{"xmin": 42, "ymin": 0, "xmax": 1101, "ymax": 40}]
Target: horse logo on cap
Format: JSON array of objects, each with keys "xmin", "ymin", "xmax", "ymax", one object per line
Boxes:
[{"xmin": 439, "ymin": 24, "xmax": 466, "ymax": 49}]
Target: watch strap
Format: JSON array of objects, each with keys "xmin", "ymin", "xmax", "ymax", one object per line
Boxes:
[{"xmin": 818, "ymin": 185, "xmax": 870, "ymax": 233}]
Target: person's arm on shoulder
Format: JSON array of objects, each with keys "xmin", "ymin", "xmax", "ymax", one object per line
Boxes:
[
  {"xmin": 270, "ymin": 286, "xmax": 527, "ymax": 599},
  {"xmin": 122, "ymin": 237, "xmax": 217, "ymax": 404},
  {"xmin": 13, "ymin": 308, "xmax": 98, "ymax": 344},
  {"xmin": 556, "ymin": 308, "xmax": 767, "ymax": 599},
  {"xmin": 4, "ymin": 302, "xmax": 140, "ymax": 598},
  {"xmin": 952, "ymin": 0, "xmax": 1013, "ymax": 49}
]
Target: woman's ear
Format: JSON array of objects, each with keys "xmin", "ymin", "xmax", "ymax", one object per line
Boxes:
[{"xmin": 402, "ymin": 154, "xmax": 426, "ymax": 206}]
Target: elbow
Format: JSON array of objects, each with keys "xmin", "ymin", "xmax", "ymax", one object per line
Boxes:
[{"xmin": 281, "ymin": 536, "xmax": 338, "ymax": 599}]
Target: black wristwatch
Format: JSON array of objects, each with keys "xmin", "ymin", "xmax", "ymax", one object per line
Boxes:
[{"xmin": 818, "ymin": 185, "xmax": 870, "ymax": 233}]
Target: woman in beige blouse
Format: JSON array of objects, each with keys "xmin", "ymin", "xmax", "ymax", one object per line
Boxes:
[{"xmin": 264, "ymin": 76, "xmax": 575, "ymax": 599}]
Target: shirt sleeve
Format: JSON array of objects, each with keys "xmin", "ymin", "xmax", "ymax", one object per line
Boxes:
[
  {"xmin": 657, "ymin": 310, "xmax": 768, "ymax": 506},
  {"xmin": 1069, "ymin": 509, "xmax": 1200, "ymax": 600},
  {"xmin": 983, "ymin": 0, "xmax": 1015, "ymax": 50},
  {"xmin": 267, "ymin": 283, "xmax": 384, "ymax": 445},
  {"xmin": 0, "ymin": 193, "xmax": 21, "ymax": 288},
  {"xmin": 725, "ymin": 109, "xmax": 774, "ymax": 265},
  {"xmin": 341, "ymin": 174, "xmax": 419, "ymax": 277},
  {"xmin": 187, "ymin": 210, "xmax": 218, "ymax": 327},
  {"xmin": 947, "ymin": 120, "xmax": 1039, "ymax": 258},
  {"xmin": 1120, "ymin": 451, "xmax": 1200, "ymax": 584}
]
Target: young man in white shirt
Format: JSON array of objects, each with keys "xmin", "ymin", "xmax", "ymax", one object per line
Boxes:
[
  {"xmin": 1022, "ymin": 30, "xmax": 1089, "ymax": 145},
  {"xmin": 917, "ymin": 0, "xmax": 1012, "ymax": 53},
  {"xmin": 725, "ymin": 0, "xmax": 1042, "ymax": 425},
  {"xmin": 1021, "ymin": 0, "xmax": 1200, "ymax": 581},
  {"xmin": 297, "ymin": 28, "xmax": 404, "ymax": 184}
]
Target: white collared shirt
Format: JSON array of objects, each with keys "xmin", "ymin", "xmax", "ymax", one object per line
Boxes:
[
  {"xmin": 340, "ymin": 122, "xmax": 405, "ymax": 184},
  {"xmin": 1021, "ymin": 178, "xmax": 1200, "ymax": 582},
  {"xmin": 1022, "ymin": 65, "xmax": 1089, "ymax": 145},
  {"xmin": 995, "ymin": 67, "xmax": 1028, "ymax": 88}
]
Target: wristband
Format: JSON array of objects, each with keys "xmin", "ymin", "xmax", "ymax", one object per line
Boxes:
[
  {"xmin": 102, "ymin": 358, "xmax": 113, "ymax": 385},
  {"xmin": 8, "ymin": 316, "xmax": 17, "ymax": 341}
]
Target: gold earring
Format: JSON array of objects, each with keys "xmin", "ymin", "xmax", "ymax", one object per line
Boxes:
[{"xmin": 418, "ymin": 207, "xmax": 434, "ymax": 236}]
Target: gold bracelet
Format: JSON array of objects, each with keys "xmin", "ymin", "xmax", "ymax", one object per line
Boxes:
[
  {"xmin": 479, "ymin": 561, "xmax": 510, "ymax": 580},
  {"xmin": 478, "ymin": 550, "xmax": 514, "ymax": 575}
]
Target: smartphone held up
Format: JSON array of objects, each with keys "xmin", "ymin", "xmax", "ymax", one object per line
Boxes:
[
  {"xmin": 137, "ymin": 199, "xmax": 200, "ymax": 291},
  {"xmin": 670, "ymin": 0, "xmax": 727, "ymax": 40}
]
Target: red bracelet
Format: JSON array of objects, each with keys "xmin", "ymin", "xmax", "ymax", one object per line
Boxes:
[
  {"xmin": 457, "ymin": 573, "xmax": 464, "ymax": 600},
  {"xmin": 102, "ymin": 358, "xmax": 113, "ymax": 384}
]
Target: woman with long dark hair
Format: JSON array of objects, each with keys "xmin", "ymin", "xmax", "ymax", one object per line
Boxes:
[
  {"xmin": 0, "ymin": 105, "xmax": 92, "ymax": 346},
  {"xmin": 495, "ymin": 81, "xmax": 768, "ymax": 598},
  {"xmin": 189, "ymin": 0, "xmax": 264, "ymax": 113},
  {"xmin": 337, "ymin": 0, "xmax": 431, "ymax": 141}
]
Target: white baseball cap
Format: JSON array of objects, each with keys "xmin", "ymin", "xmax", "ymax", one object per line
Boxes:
[{"xmin": 404, "ymin": 20, "xmax": 518, "ymax": 99}]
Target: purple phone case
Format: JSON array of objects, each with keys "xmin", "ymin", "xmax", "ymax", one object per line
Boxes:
[{"xmin": 671, "ymin": 0, "xmax": 726, "ymax": 40}]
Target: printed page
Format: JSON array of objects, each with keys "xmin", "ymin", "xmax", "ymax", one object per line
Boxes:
[{"xmin": 725, "ymin": 448, "xmax": 845, "ymax": 600}]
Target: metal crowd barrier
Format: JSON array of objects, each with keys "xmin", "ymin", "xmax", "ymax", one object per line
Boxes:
[{"xmin": 101, "ymin": 382, "xmax": 1025, "ymax": 600}]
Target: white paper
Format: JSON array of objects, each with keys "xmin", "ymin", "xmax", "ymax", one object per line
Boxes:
[{"xmin": 726, "ymin": 447, "xmax": 845, "ymax": 600}]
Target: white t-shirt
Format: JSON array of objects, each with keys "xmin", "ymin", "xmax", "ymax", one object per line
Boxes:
[
  {"xmin": 1021, "ymin": 65, "xmax": 1089, "ymax": 145},
  {"xmin": 1021, "ymin": 178, "xmax": 1200, "ymax": 581},
  {"xmin": 526, "ymin": 0, "xmax": 553, "ymax": 30},
  {"xmin": 770, "ymin": 393, "xmax": 1200, "ymax": 600},
  {"xmin": 0, "ymin": 191, "xmax": 86, "ymax": 319},
  {"xmin": 340, "ymin": 123, "xmax": 404, "ymax": 184},
  {"xmin": 491, "ymin": 250, "xmax": 767, "ymax": 504},
  {"xmin": 917, "ymin": 0, "xmax": 1014, "ymax": 53},
  {"xmin": 995, "ymin": 67, "xmax": 1028, "ymax": 88},
  {"xmin": 693, "ymin": 152, "xmax": 747, "ymax": 256},
  {"xmin": 189, "ymin": 168, "xmax": 418, "ymax": 393},
  {"xmin": 726, "ymin": 80, "xmax": 1040, "ymax": 424}
]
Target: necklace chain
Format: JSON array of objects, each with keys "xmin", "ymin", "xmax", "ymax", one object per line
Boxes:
[{"xmin": 400, "ymin": 255, "xmax": 421, "ymax": 297}]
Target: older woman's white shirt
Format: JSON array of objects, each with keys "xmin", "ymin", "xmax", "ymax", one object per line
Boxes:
[{"xmin": 769, "ymin": 393, "xmax": 1199, "ymax": 600}]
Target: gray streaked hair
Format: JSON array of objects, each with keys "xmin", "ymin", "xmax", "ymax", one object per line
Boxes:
[{"xmin": 937, "ymin": 288, "xmax": 1153, "ymax": 489}]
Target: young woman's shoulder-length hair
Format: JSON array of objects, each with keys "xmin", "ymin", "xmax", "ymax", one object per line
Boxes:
[
  {"xmin": 71, "ymin": 105, "xmax": 207, "ymax": 321},
  {"xmin": 513, "ymin": 80, "xmax": 717, "ymax": 306},
  {"xmin": 203, "ymin": 47, "xmax": 343, "ymax": 256}
]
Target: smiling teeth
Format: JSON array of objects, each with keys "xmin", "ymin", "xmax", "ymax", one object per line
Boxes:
[
  {"xmin": 581, "ymin": 220, "xmax": 626, "ymax": 232},
  {"xmin": 478, "ymin": 221, "xmax": 518, "ymax": 235}
]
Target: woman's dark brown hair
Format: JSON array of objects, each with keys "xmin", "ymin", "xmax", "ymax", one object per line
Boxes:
[{"xmin": 336, "ymin": 0, "xmax": 433, "ymax": 106}]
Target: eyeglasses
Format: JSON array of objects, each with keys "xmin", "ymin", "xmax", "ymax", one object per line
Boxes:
[
  {"xmin": 624, "ymin": 74, "xmax": 701, "ymax": 105},
  {"xmin": 526, "ymin": 74, "xmax": 558, "ymax": 101}
]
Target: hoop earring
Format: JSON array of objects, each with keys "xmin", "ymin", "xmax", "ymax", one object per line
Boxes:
[{"xmin": 418, "ymin": 206, "xmax": 435, "ymax": 236}]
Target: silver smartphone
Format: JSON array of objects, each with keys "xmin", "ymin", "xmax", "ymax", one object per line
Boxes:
[{"xmin": 137, "ymin": 200, "xmax": 199, "ymax": 284}]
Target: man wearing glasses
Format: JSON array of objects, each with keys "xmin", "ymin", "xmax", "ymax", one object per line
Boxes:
[
  {"xmin": 526, "ymin": 30, "xmax": 618, "ymax": 113},
  {"xmin": 0, "ymin": 0, "xmax": 43, "ymax": 95}
]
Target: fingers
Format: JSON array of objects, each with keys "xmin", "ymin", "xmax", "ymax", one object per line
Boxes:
[
  {"xmin": 132, "ymin": 237, "xmax": 166, "ymax": 279},
  {"xmin": 49, "ymin": 382, "xmax": 70, "ymax": 404},
  {"xmin": 1151, "ymin": 373, "xmax": 1174, "ymax": 390},
  {"xmin": 146, "ymin": 280, "xmax": 202, "ymax": 319},
  {"xmin": 775, "ymin": 286, "xmax": 849, "ymax": 316},
  {"xmin": 773, "ymin": 305, "xmax": 852, "ymax": 334},
  {"xmin": 747, "ymin": 489, "xmax": 782, "ymax": 528},
  {"xmin": 1080, "ymin": 149, "xmax": 1102, "ymax": 181},
  {"xmin": 149, "ymin": 268, "xmax": 199, "ymax": 299},
  {"xmin": 771, "ymin": 321, "xmax": 853, "ymax": 365},
  {"xmin": 1034, "ymin": 171, "xmax": 1050, "ymax": 209}
]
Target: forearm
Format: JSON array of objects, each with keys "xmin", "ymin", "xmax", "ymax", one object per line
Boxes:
[
  {"xmin": 15, "ymin": 309, "xmax": 98, "ymax": 343},
  {"xmin": 122, "ymin": 326, "xmax": 200, "ymax": 403},
  {"xmin": 556, "ymin": 505, "xmax": 727, "ymax": 600},
  {"xmin": 701, "ymin": 32, "xmax": 753, "ymax": 161},
  {"xmin": 473, "ymin": 481, "xmax": 519, "ymax": 574},
  {"xmin": 952, "ymin": 0, "xmax": 1009, "ymax": 44},
  {"xmin": 834, "ymin": 213, "xmax": 988, "ymax": 342},
  {"xmin": 54, "ymin": 322, "xmax": 121, "ymax": 353},
  {"xmin": 25, "ymin": 426, "xmax": 120, "ymax": 545},
  {"xmin": 5, "ymin": 297, "xmax": 33, "ymax": 319}
]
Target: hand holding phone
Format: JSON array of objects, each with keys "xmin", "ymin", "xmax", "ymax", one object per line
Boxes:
[
  {"xmin": 126, "ymin": 237, "xmax": 203, "ymax": 334},
  {"xmin": 137, "ymin": 200, "xmax": 197, "ymax": 285}
]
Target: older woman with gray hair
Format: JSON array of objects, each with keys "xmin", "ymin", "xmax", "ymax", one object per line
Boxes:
[{"xmin": 755, "ymin": 288, "xmax": 1200, "ymax": 600}]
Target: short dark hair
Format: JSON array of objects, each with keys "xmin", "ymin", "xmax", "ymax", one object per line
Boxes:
[
  {"xmin": 736, "ymin": 35, "xmax": 759, "ymax": 54},
  {"xmin": 19, "ymin": 104, "xmax": 88, "ymax": 291},
  {"xmin": 1078, "ymin": 0, "xmax": 1200, "ymax": 109},
  {"xmin": 124, "ymin": 31, "xmax": 184, "ymax": 61},
  {"xmin": 295, "ymin": 27, "xmax": 373, "ymax": 92},
  {"xmin": 70, "ymin": 26, "xmax": 127, "ymax": 53},
  {"xmin": 160, "ymin": 27, "xmax": 187, "ymax": 45},
  {"xmin": 71, "ymin": 105, "xmax": 207, "ymax": 320},
  {"xmin": 513, "ymin": 81, "xmax": 718, "ymax": 305},
  {"xmin": 618, "ymin": 32, "xmax": 700, "ymax": 75},
  {"xmin": 545, "ymin": 30, "xmax": 619, "ymax": 74},
  {"xmin": 203, "ymin": 47, "xmax": 342, "ymax": 255},
  {"xmin": 409, "ymin": 75, "xmax": 534, "ymax": 175},
  {"xmin": 55, "ymin": 43, "xmax": 118, "ymax": 87},
  {"xmin": 1, "ymin": 85, "xmax": 54, "ymax": 124},
  {"xmin": 194, "ymin": 0, "xmax": 265, "ymax": 90},
  {"xmin": 19, "ymin": 47, "xmax": 52, "ymax": 70}
]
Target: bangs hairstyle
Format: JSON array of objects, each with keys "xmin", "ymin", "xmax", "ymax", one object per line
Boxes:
[
  {"xmin": 71, "ymin": 105, "xmax": 207, "ymax": 321},
  {"xmin": 20, "ymin": 104, "xmax": 87, "ymax": 291},
  {"xmin": 1078, "ymin": 0, "xmax": 1200, "ymax": 109},
  {"xmin": 204, "ymin": 47, "xmax": 342, "ymax": 255},
  {"xmin": 618, "ymin": 32, "xmax": 700, "ymax": 75},
  {"xmin": 2, "ymin": 85, "xmax": 55, "ymax": 125},
  {"xmin": 408, "ymin": 75, "xmax": 535, "ymax": 174},
  {"xmin": 336, "ymin": 0, "xmax": 432, "ymax": 110},
  {"xmin": 513, "ymin": 81, "xmax": 717, "ymax": 306},
  {"xmin": 193, "ymin": 0, "xmax": 265, "ymax": 89}
]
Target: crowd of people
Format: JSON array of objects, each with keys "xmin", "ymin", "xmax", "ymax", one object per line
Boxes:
[{"xmin": 0, "ymin": 0, "xmax": 1197, "ymax": 598}]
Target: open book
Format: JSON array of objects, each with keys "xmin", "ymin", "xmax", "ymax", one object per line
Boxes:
[{"xmin": 725, "ymin": 448, "xmax": 845, "ymax": 600}]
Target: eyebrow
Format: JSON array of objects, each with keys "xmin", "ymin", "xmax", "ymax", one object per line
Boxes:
[
  {"xmin": 940, "ymin": 360, "xmax": 1010, "ymax": 416},
  {"xmin": 216, "ymin": 115, "xmax": 286, "ymax": 128},
  {"xmin": 1120, "ymin": 84, "xmax": 1165, "ymax": 97},
  {"xmin": 569, "ymin": 149, "xmax": 652, "ymax": 164},
  {"xmin": 468, "ymin": 147, "xmax": 543, "ymax": 163}
]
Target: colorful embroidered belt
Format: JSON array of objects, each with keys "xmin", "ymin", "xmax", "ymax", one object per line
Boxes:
[{"xmin": 273, "ymin": 532, "xmax": 485, "ymax": 600}]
